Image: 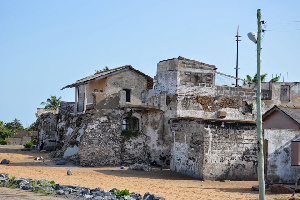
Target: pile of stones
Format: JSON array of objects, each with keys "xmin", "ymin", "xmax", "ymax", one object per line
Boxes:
[
  {"xmin": 0, "ymin": 173, "xmax": 165, "ymax": 200},
  {"xmin": 129, "ymin": 163, "xmax": 152, "ymax": 172}
]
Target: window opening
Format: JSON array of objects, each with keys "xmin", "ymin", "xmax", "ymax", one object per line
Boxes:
[
  {"xmin": 123, "ymin": 89, "xmax": 131, "ymax": 102},
  {"xmin": 291, "ymin": 141, "xmax": 300, "ymax": 166}
]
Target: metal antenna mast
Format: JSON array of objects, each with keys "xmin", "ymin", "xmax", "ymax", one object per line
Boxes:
[{"xmin": 235, "ymin": 25, "xmax": 241, "ymax": 87}]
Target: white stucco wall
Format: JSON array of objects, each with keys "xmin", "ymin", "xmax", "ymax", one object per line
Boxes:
[{"xmin": 264, "ymin": 129, "xmax": 300, "ymax": 183}]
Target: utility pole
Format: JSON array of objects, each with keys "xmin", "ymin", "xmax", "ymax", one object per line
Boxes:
[
  {"xmin": 256, "ymin": 9, "xmax": 265, "ymax": 200},
  {"xmin": 235, "ymin": 25, "xmax": 241, "ymax": 87}
]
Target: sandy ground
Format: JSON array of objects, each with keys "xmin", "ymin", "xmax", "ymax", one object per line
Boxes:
[{"xmin": 0, "ymin": 145, "xmax": 298, "ymax": 200}]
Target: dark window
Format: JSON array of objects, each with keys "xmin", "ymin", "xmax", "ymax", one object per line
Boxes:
[
  {"xmin": 280, "ymin": 85, "xmax": 290, "ymax": 101},
  {"xmin": 122, "ymin": 117, "xmax": 139, "ymax": 131},
  {"xmin": 182, "ymin": 72, "xmax": 191, "ymax": 82},
  {"xmin": 123, "ymin": 89, "xmax": 131, "ymax": 102},
  {"xmin": 291, "ymin": 141, "xmax": 300, "ymax": 166}
]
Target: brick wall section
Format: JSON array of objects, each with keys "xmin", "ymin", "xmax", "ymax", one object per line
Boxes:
[
  {"xmin": 170, "ymin": 118, "xmax": 258, "ymax": 180},
  {"xmin": 216, "ymin": 86, "xmax": 256, "ymax": 100}
]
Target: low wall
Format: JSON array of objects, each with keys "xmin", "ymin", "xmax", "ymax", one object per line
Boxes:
[{"xmin": 170, "ymin": 117, "xmax": 257, "ymax": 180}]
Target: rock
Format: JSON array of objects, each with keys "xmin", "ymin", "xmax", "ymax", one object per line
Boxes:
[
  {"xmin": 1, "ymin": 159, "xmax": 10, "ymax": 164},
  {"xmin": 84, "ymin": 194, "xmax": 93, "ymax": 199},
  {"xmin": 56, "ymin": 160, "xmax": 66, "ymax": 165},
  {"xmin": 270, "ymin": 184, "xmax": 293, "ymax": 194},
  {"xmin": 0, "ymin": 172, "xmax": 165, "ymax": 200},
  {"xmin": 56, "ymin": 190, "xmax": 65, "ymax": 195},
  {"xmin": 19, "ymin": 179, "xmax": 32, "ymax": 190},
  {"xmin": 34, "ymin": 156, "xmax": 45, "ymax": 161},
  {"xmin": 251, "ymin": 185, "xmax": 259, "ymax": 191},
  {"xmin": 120, "ymin": 166, "xmax": 125, "ymax": 170},
  {"xmin": 129, "ymin": 192, "xmax": 143, "ymax": 199},
  {"xmin": 129, "ymin": 163, "xmax": 152, "ymax": 172},
  {"xmin": 143, "ymin": 192, "xmax": 165, "ymax": 200},
  {"xmin": 67, "ymin": 169, "xmax": 73, "ymax": 175},
  {"xmin": 109, "ymin": 188, "xmax": 119, "ymax": 194},
  {"xmin": 0, "ymin": 173, "xmax": 8, "ymax": 179}
]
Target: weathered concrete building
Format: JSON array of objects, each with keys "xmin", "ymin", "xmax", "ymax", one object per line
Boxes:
[
  {"xmin": 38, "ymin": 56, "xmax": 300, "ymax": 181},
  {"xmin": 263, "ymin": 105, "xmax": 300, "ymax": 183}
]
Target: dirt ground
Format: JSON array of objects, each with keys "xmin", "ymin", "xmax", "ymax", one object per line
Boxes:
[{"xmin": 0, "ymin": 145, "xmax": 298, "ymax": 200}]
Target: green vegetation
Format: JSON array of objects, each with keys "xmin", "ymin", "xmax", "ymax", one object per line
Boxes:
[
  {"xmin": 245, "ymin": 73, "xmax": 280, "ymax": 85},
  {"xmin": 23, "ymin": 141, "xmax": 33, "ymax": 148},
  {"xmin": 121, "ymin": 110, "xmax": 140, "ymax": 140},
  {"xmin": 0, "ymin": 176, "xmax": 17, "ymax": 188},
  {"xmin": 115, "ymin": 189, "xmax": 130, "ymax": 196},
  {"xmin": 5, "ymin": 118, "xmax": 24, "ymax": 132},
  {"xmin": 0, "ymin": 140, "xmax": 7, "ymax": 145},
  {"xmin": 95, "ymin": 66, "xmax": 109, "ymax": 74},
  {"xmin": 49, "ymin": 180, "xmax": 55, "ymax": 185},
  {"xmin": 25, "ymin": 120, "xmax": 39, "ymax": 131},
  {"xmin": 0, "ymin": 121, "xmax": 14, "ymax": 140},
  {"xmin": 41, "ymin": 95, "xmax": 62, "ymax": 110}
]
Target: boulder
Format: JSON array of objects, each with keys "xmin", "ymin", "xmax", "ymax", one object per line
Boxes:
[
  {"xmin": 0, "ymin": 173, "xmax": 9, "ymax": 179},
  {"xmin": 143, "ymin": 192, "xmax": 165, "ymax": 200},
  {"xmin": 1, "ymin": 159, "xmax": 10, "ymax": 164},
  {"xmin": 67, "ymin": 169, "xmax": 73, "ymax": 175},
  {"xmin": 270, "ymin": 184, "xmax": 293, "ymax": 194}
]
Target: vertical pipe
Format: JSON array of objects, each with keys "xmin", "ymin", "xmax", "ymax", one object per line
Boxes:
[
  {"xmin": 256, "ymin": 8, "xmax": 266, "ymax": 200},
  {"xmin": 84, "ymin": 84, "xmax": 87, "ymax": 112},
  {"xmin": 236, "ymin": 26, "xmax": 239, "ymax": 87},
  {"xmin": 75, "ymin": 86, "xmax": 78, "ymax": 112}
]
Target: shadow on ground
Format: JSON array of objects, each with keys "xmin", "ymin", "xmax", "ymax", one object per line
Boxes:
[{"xmin": 94, "ymin": 168, "xmax": 197, "ymax": 180}]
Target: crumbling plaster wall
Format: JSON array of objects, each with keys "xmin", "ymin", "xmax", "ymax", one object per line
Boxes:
[
  {"xmin": 170, "ymin": 118, "xmax": 257, "ymax": 180},
  {"xmin": 38, "ymin": 112, "xmax": 58, "ymax": 151},
  {"xmin": 264, "ymin": 129, "xmax": 300, "ymax": 183},
  {"xmin": 153, "ymin": 57, "xmax": 257, "ymax": 121},
  {"xmin": 77, "ymin": 70, "xmax": 148, "ymax": 112},
  {"xmin": 105, "ymin": 70, "xmax": 147, "ymax": 105},
  {"xmin": 260, "ymin": 82, "xmax": 300, "ymax": 114},
  {"xmin": 53, "ymin": 107, "xmax": 171, "ymax": 167}
]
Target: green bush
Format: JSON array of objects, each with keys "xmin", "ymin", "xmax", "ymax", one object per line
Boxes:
[
  {"xmin": 115, "ymin": 189, "xmax": 130, "ymax": 196},
  {"xmin": 49, "ymin": 180, "xmax": 55, "ymax": 185},
  {"xmin": 0, "ymin": 140, "xmax": 7, "ymax": 145},
  {"xmin": 23, "ymin": 141, "xmax": 33, "ymax": 148}
]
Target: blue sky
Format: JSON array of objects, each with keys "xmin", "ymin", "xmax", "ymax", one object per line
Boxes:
[{"xmin": 0, "ymin": 0, "xmax": 299, "ymax": 127}]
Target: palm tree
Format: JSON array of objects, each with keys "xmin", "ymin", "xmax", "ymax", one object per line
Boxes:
[
  {"xmin": 41, "ymin": 95, "xmax": 62, "ymax": 110},
  {"xmin": 245, "ymin": 73, "xmax": 280, "ymax": 85}
]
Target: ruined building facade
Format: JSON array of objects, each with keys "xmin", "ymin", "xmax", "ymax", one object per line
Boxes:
[{"xmin": 38, "ymin": 56, "xmax": 300, "ymax": 180}]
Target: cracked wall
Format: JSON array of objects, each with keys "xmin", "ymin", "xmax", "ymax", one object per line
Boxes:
[{"xmin": 170, "ymin": 118, "xmax": 257, "ymax": 180}]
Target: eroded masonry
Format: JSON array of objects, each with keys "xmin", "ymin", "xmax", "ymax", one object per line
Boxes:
[{"xmin": 37, "ymin": 56, "xmax": 300, "ymax": 181}]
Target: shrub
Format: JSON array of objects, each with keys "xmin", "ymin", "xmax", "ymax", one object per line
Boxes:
[
  {"xmin": 115, "ymin": 189, "xmax": 130, "ymax": 196},
  {"xmin": 49, "ymin": 180, "xmax": 55, "ymax": 185},
  {"xmin": 23, "ymin": 141, "xmax": 33, "ymax": 148},
  {"xmin": 0, "ymin": 140, "xmax": 7, "ymax": 145}
]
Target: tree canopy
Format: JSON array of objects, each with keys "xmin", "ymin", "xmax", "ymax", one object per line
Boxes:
[
  {"xmin": 41, "ymin": 95, "xmax": 62, "ymax": 110},
  {"xmin": 0, "ymin": 121, "xmax": 13, "ymax": 140},
  {"xmin": 5, "ymin": 118, "xmax": 24, "ymax": 131},
  {"xmin": 245, "ymin": 73, "xmax": 280, "ymax": 85},
  {"xmin": 25, "ymin": 120, "xmax": 39, "ymax": 131}
]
